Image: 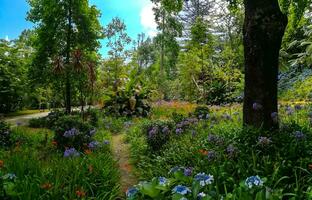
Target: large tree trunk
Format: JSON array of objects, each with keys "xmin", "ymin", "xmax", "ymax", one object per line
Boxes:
[
  {"xmin": 65, "ymin": 0, "xmax": 72, "ymax": 114},
  {"xmin": 243, "ymin": 0, "xmax": 287, "ymax": 130}
]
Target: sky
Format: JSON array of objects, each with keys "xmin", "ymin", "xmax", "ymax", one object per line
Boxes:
[{"xmin": 0, "ymin": 0, "xmax": 157, "ymax": 57}]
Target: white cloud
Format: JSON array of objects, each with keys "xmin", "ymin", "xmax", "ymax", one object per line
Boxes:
[
  {"xmin": 140, "ymin": 2, "xmax": 158, "ymax": 37},
  {"xmin": 5, "ymin": 35, "xmax": 9, "ymax": 42}
]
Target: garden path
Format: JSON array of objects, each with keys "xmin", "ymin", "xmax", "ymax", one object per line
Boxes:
[
  {"xmin": 111, "ymin": 133, "xmax": 137, "ymax": 196},
  {"xmin": 4, "ymin": 111, "xmax": 50, "ymax": 126}
]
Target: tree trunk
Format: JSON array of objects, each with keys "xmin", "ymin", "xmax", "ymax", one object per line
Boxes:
[
  {"xmin": 65, "ymin": 0, "xmax": 72, "ymax": 114},
  {"xmin": 243, "ymin": 0, "xmax": 287, "ymax": 130}
]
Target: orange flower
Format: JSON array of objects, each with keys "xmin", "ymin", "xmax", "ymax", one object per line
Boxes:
[
  {"xmin": 76, "ymin": 189, "xmax": 86, "ymax": 198},
  {"xmin": 88, "ymin": 165, "xmax": 93, "ymax": 173},
  {"xmin": 52, "ymin": 140, "xmax": 57, "ymax": 146},
  {"xmin": 41, "ymin": 183, "xmax": 52, "ymax": 190},
  {"xmin": 199, "ymin": 149, "xmax": 209, "ymax": 156},
  {"xmin": 0, "ymin": 160, "xmax": 4, "ymax": 168},
  {"xmin": 84, "ymin": 149, "xmax": 92, "ymax": 155}
]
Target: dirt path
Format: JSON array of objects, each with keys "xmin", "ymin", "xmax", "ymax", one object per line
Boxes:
[
  {"xmin": 4, "ymin": 112, "xmax": 50, "ymax": 126},
  {"xmin": 111, "ymin": 134, "xmax": 137, "ymax": 196}
]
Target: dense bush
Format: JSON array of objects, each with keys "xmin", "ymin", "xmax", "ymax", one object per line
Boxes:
[
  {"xmin": 52, "ymin": 115, "xmax": 95, "ymax": 151},
  {"xmin": 103, "ymin": 89, "xmax": 151, "ymax": 117},
  {"xmin": 0, "ymin": 121, "xmax": 11, "ymax": 147},
  {"xmin": 29, "ymin": 110, "xmax": 65, "ymax": 129}
]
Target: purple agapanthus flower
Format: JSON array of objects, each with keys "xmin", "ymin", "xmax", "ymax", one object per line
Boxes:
[
  {"xmin": 258, "ymin": 136, "xmax": 272, "ymax": 146},
  {"xmin": 89, "ymin": 129, "xmax": 96, "ymax": 136},
  {"xmin": 63, "ymin": 128, "xmax": 79, "ymax": 138},
  {"xmin": 64, "ymin": 148, "xmax": 80, "ymax": 157},
  {"xmin": 162, "ymin": 126, "xmax": 170, "ymax": 134},
  {"xmin": 226, "ymin": 144, "xmax": 237, "ymax": 157},
  {"xmin": 184, "ymin": 167, "xmax": 193, "ymax": 176},
  {"xmin": 271, "ymin": 112, "xmax": 278, "ymax": 123},
  {"xmin": 207, "ymin": 150, "xmax": 217, "ymax": 161},
  {"xmin": 293, "ymin": 131, "xmax": 305, "ymax": 140},
  {"xmin": 176, "ymin": 128, "xmax": 183, "ymax": 134},
  {"xmin": 88, "ymin": 141, "xmax": 99, "ymax": 149},
  {"xmin": 148, "ymin": 127, "xmax": 158, "ymax": 138},
  {"xmin": 285, "ymin": 106, "xmax": 294, "ymax": 115},
  {"xmin": 103, "ymin": 140, "xmax": 110, "ymax": 145}
]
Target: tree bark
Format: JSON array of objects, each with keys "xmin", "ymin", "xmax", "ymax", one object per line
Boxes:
[
  {"xmin": 243, "ymin": 0, "xmax": 287, "ymax": 130},
  {"xmin": 65, "ymin": 0, "xmax": 72, "ymax": 114}
]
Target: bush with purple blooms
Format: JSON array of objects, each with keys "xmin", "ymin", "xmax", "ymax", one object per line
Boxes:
[{"xmin": 52, "ymin": 115, "xmax": 95, "ymax": 151}]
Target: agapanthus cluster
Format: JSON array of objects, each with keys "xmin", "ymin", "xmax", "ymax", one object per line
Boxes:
[
  {"xmin": 285, "ymin": 106, "xmax": 294, "ymax": 115},
  {"xmin": 194, "ymin": 173, "xmax": 214, "ymax": 186},
  {"xmin": 207, "ymin": 151, "xmax": 217, "ymax": 161},
  {"xmin": 103, "ymin": 140, "xmax": 110, "ymax": 145},
  {"xmin": 169, "ymin": 166, "xmax": 193, "ymax": 177},
  {"xmin": 258, "ymin": 136, "xmax": 272, "ymax": 146},
  {"xmin": 64, "ymin": 148, "xmax": 80, "ymax": 157},
  {"xmin": 172, "ymin": 185, "xmax": 191, "ymax": 195},
  {"xmin": 88, "ymin": 129, "xmax": 96, "ymax": 136},
  {"xmin": 226, "ymin": 144, "xmax": 237, "ymax": 158},
  {"xmin": 184, "ymin": 167, "xmax": 193, "ymax": 176},
  {"xmin": 148, "ymin": 126, "xmax": 158, "ymax": 138},
  {"xmin": 293, "ymin": 131, "xmax": 305, "ymax": 140},
  {"xmin": 88, "ymin": 141, "xmax": 99, "ymax": 149},
  {"xmin": 63, "ymin": 128, "xmax": 79, "ymax": 138},
  {"xmin": 207, "ymin": 134, "xmax": 224, "ymax": 145},
  {"xmin": 294, "ymin": 104, "xmax": 303, "ymax": 110},
  {"xmin": 245, "ymin": 175, "xmax": 263, "ymax": 188},
  {"xmin": 126, "ymin": 187, "xmax": 138, "ymax": 198},
  {"xmin": 271, "ymin": 112, "xmax": 278, "ymax": 123},
  {"xmin": 222, "ymin": 114, "xmax": 232, "ymax": 121}
]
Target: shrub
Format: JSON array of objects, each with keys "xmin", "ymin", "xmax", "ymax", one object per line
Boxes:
[
  {"xmin": 52, "ymin": 115, "xmax": 94, "ymax": 151},
  {"xmin": 29, "ymin": 110, "xmax": 65, "ymax": 129},
  {"xmin": 0, "ymin": 121, "xmax": 11, "ymax": 147},
  {"xmin": 103, "ymin": 89, "xmax": 151, "ymax": 117},
  {"xmin": 142, "ymin": 120, "xmax": 174, "ymax": 151},
  {"xmin": 193, "ymin": 106, "xmax": 210, "ymax": 119}
]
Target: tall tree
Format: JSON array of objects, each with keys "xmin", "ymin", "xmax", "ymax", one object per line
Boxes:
[
  {"xmin": 27, "ymin": 0, "xmax": 103, "ymax": 114},
  {"xmin": 242, "ymin": 0, "xmax": 309, "ymax": 130},
  {"xmin": 104, "ymin": 17, "xmax": 131, "ymax": 92}
]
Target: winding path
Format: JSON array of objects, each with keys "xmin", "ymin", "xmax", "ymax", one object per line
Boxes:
[
  {"xmin": 4, "ymin": 111, "xmax": 50, "ymax": 126},
  {"xmin": 111, "ymin": 134, "xmax": 137, "ymax": 195}
]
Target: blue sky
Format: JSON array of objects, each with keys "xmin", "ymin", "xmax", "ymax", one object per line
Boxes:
[{"xmin": 0, "ymin": 0, "xmax": 157, "ymax": 57}]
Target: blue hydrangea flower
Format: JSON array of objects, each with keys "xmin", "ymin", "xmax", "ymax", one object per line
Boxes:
[
  {"xmin": 194, "ymin": 173, "xmax": 214, "ymax": 186},
  {"xmin": 245, "ymin": 175, "xmax": 263, "ymax": 188},
  {"xmin": 63, "ymin": 148, "xmax": 80, "ymax": 157},
  {"xmin": 63, "ymin": 128, "xmax": 79, "ymax": 138},
  {"xmin": 3, "ymin": 173, "xmax": 17, "ymax": 180},
  {"xmin": 88, "ymin": 141, "xmax": 99, "ymax": 149},
  {"xmin": 126, "ymin": 187, "xmax": 138, "ymax": 198},
  {"xmin": 245, "ymin": 176, "xmax": 263, "ymax": 188},
  {"xmin": 172, "ymin": 185, "xmax": 191, "ymax": 195},
  {"xmin": 158, "ymin": 177, "xmax": 169, "ymax": 186},
  {"xmin": 198, "ymin": 192, "xmax": 206, "ymax": 199}
]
